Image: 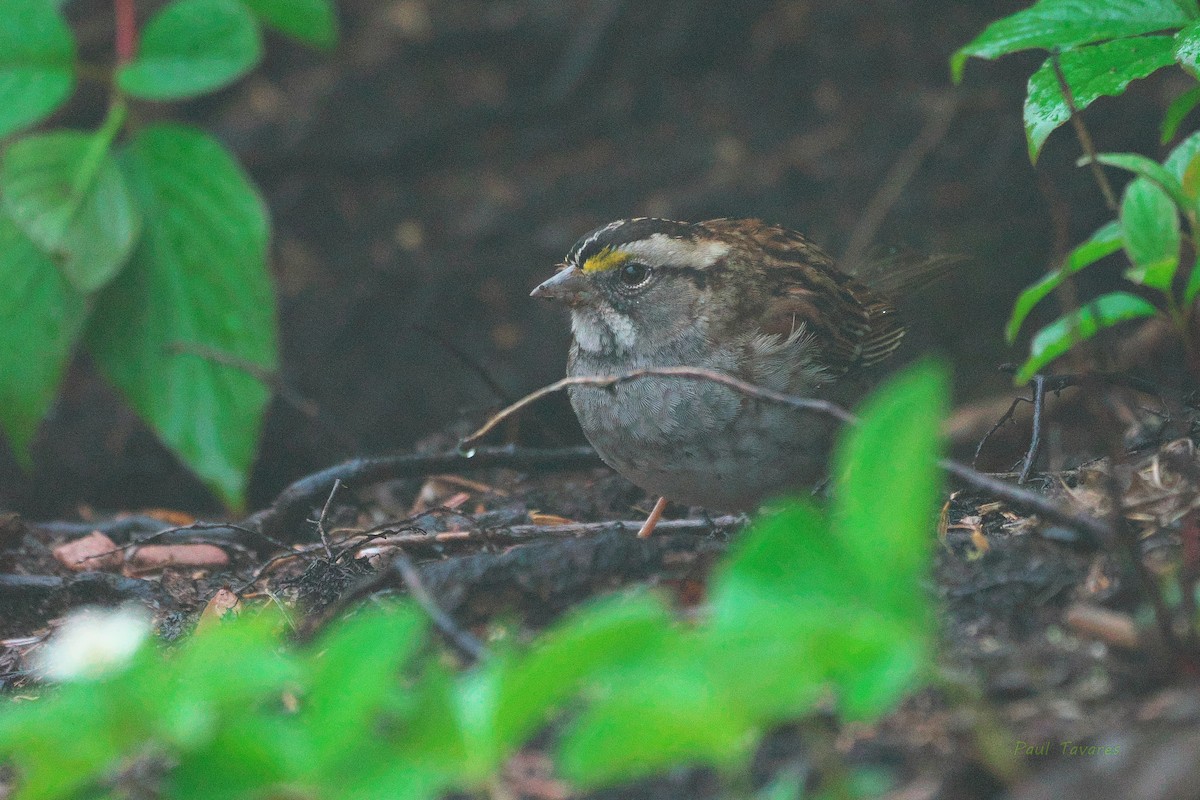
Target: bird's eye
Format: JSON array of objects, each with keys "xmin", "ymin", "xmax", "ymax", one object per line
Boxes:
[{"xmin": 618, "ymin": 262, "xmax": 651, "ymax": 287}]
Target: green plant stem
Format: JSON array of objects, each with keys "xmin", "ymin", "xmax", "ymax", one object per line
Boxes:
[
  {"xmin": 45, "ymin": 100, "xmax": 128, "ymax": 248},
  {"xmin": 115, "ymin": 0, "xmax": 137, "ymax": 63},
  {"xmin": 1051, "ymin": 53, "xmax": 1117, "ymax": 211}
]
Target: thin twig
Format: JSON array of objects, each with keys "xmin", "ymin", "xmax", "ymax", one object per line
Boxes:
[
  {"xmin": 391, "ymin": 551, "xmax": 488, "ymax": 664},
  {"xmin": 460, "ymin": 368, "xmax": 857, "ymax": 448},
  {"xmin": 464, "ymin": 368, "xmax": 1116, "ymax": 548},
  {"xmin": 1051, "ymin": 52, "xmax": 1118, "ymax": 211},
  {"xmin": 972, "ymin": 395, "xmax": 1031, "ymax": 468},
  {"xmin": 313, "ymin": 479, "xmax": 342, "ymax": 560},
  {"xmin": 1018, "ymin": 375, "xmax": 1047, "ymax": 484},
  {"xmin": 938, "ymin": 459, "xmax": 1112, "ymax": 549}
]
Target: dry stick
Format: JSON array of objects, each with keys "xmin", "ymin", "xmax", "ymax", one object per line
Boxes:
[
  {"xmin": 972, "ymin": 394, "xmax": 1031, "ymax": 469},
  {"xmin": 461, "ymin": 367, "xmax": 857, "ymax": 446},
  {"xmin": 461, "ymin": 368, "xmax": 1116, "ymax": 549},
  {"xmin": 841, "ymin": 90, "xmax": 959, "ymax": 271},
  {"xmin": 246, "ymin": 445, "xmax": 601, "ymax": 545},
  {"xmin": 1051, "ymin": 53, "xmax": 1118, "ymax": 212},
  {"xmin": 313, "ymin": 479, "xmax": 342, "ymax": 560},
  {"xmin": 1018, "ymin": 375, "xmax": 1047, "ymax": 484},
  {"xmin": 390, "ymin": 551, "xmax": 488, "ymax": 664}
]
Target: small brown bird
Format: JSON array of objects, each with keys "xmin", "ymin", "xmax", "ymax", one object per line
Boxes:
[{"xmin": 532, "ymin": 217, "xmax": 935, "ymax": 536}]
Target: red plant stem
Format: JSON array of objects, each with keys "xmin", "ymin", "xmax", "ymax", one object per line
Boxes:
[{"xmin": 115, "ymin": 0, "xmax": 137, "ymax": 63}]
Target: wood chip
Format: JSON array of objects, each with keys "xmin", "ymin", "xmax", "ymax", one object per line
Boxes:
[
  {"xmin": 529, "ymin": 512, "xmax": 575, "ymax": 526},
  {"xmin": 197, "ymin": 587, "xmax": 241, "ymax": 630},
  {"xmin": 53, "ymin": 531, "xmax": 123, "ymax": 571},
  {"xmin": 128, "ymin": 544, "xmax": 229, "ymax": 572},
  {"xmin": 1065, "ymin": 602, "xmax": 1140, "ymax": 649}
]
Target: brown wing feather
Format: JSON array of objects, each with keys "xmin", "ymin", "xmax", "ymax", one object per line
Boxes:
[{"xmin": 697, "ymin": 218, "xmax": 908, "ymax": 375}]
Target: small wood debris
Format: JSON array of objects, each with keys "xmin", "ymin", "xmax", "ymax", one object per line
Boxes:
[
  {"xmin": 52, "ymin": 532, "xmax": 123, "ymax": 571},
  {"xmin": 197, "ymin": 587, "xmax": 242, "ymax": 630},
  {"xmin": 1064, "ymin": 603, "xmax": 1140, "ymax": 649},
  {"xmin": 128, "ymin": 544, "xmax": 230, "ymax": 572}
]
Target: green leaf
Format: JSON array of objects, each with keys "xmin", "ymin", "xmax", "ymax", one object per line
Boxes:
[
  {"xmin": 87, "ymin": 124, "xmax": 277, "ymax": 509},
  {"xmin": 1120, "ymin": 178, "xmax": 1181, "ymax": 289},
  {"xmin": 0, "ymin": 214, "xmax": 87, "ymax": 467},
  {"xmin": 1161, "ymin": 85, "xmax": 1200, "ymax": 144},
  {"xmin": 239, "ymin": 0, "xmax": 338, "ymax": 49},
  {"xmin": 1016, "ymin": 292, "xmax": 1159, "ymax": 382},
  {"xmin": 1091, "ymin": 151, "xmax": 1191, "ymax": 208},
  {"xmin": 1165, "ymin": 129, "xmax": 1200, "ymax": 178},
  {"xmin": 952, "ymin": 0, "xmax": 1195, "ymax": 82},
  {"xmin": 557, "ymin": 647, "xmax": 757, "ymax": 789},
  {"xmin": 1186, "ymin": 253, "xmax": 1200, "ymax": 303},
  {"xmin": 1006, "ymin": 221, "xmax": 1122, "ymax": 343},
  {"xmin": 0, "ymin": 1, "xmax": 76, "ymax": 139},
  {"xmin": 474, "ymin": 592, "xmax": 673, "ymax": 772},
  {"xmin": 1176, "ymin": 19, "xmax": 1200, "ymax": 76},
  {"xmin": 0, "ymin": 129, "xmax": 141, "ymax": 293},
  {"xmin": 832, "ymin": 362, "xmax": 946, "ymax": 629},
  {"xmin": 1024, "ymin": 37, "xmax": 1176, "ymax": 162},
  {"xmin": 117, "ymin": 0, "xmax": 263, "ymax": 100},
  {"xmin": 303, "ymin": 605, "xmax": 426, "ymax": 768}
]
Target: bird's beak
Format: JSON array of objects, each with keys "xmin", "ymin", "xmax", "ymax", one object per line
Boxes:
[{"xmin": 531, "ymin": 264, "xmax": 588, "ymax": 304}]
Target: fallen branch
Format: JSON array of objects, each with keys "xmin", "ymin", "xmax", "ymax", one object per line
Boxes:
[
  {"xmin": 460, "ymin": 368, "xmax": 858, "ymax": 448},
  {"xmin": 462, "ymin": 368, "xmax": 1117, "ymax": 550}
]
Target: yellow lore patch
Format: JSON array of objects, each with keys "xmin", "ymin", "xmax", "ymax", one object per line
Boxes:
[{"xmin": 581, "ymin": 246, "xmax": 630, "ymax": 274}]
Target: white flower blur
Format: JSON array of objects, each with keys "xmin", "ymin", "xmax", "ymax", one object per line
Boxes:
[{"xmin": 34, "ymin": 605, "xmax": 152, "ymax": 681}]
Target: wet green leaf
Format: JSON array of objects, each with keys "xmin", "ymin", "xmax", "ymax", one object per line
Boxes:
[
  {"xmin": 953, "ymin": 0, "xmax": 1194, "ymax": 82},
  {"xmin": 1016, "ymin": 292, "xmax": 1159, "ymax": 382},
  {"xmin": 1024, "ymin": 37, "xmax": 1176, "ymax": 162},
  {"xmin": 1120, "ymin": 178, "xmax": 1181, "ymax": 289},
  {"xmin": 1006, "ymin": 221, "xmax": 1122, "ymax": 343}
]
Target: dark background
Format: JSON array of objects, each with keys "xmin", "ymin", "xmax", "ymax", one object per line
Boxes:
[{"xmin": 0, "ymin": 0, "xmax": 1183, "ymax": 516}]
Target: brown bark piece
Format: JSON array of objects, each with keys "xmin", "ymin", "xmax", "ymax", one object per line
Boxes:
[
  {"xmin": 53, "ymin": 531, "xmax": 123, "ymax": 571},
  {"xmin": 129, "ymin": 544, "xmax": 230, "ymax": 572}
]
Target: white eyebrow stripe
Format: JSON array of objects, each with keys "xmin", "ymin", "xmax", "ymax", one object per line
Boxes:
[
  {"xmin": 620, "ymin": 234, "xmax": 730, "ymax": 269},
  {"xmin": 571, "ymin": 220, "xmax": 627, "ymax": 266}
]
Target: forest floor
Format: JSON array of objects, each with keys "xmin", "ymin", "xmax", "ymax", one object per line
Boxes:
[{"xmin": 3, "ymin": 389, "xmax": 1200, "ymax": 800}]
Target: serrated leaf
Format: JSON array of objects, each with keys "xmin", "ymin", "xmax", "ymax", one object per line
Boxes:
[
  {"xmin": 1006, "ymin": 221, "xmax": 1122, "ymax": 343},
  {"xmin": 1, "ymin": 131, "xmax": 141, "ymax": 293},
  {"xmin": 240, "ymin": 0, "xmax": 338, "ymax": 49},
  {"xmin": 1120, "ymin": 178, "xmax": 1181, "ymax": 289},
  {"xmin": 1016, "ymin": 292, "xmax": 1159, "ymax": 382},
  {"xmin": 0, "ymin": 1, "xmax": 76, "ymax": 139},
  {"xmin": 1161, "ymin": 85, "xmax": 1200, "ymax": 144},
  {"xmin": 0, "ymin": 214, "xmax": 88, "ymax": 466},
  {"xmin": 1024, "ymin": 37, "xmax": 1176, "ymax": 162},
  {"xmin": 87, "ymin": 124, "xmax": 277, "ymax": 509},
  {"xmin": 117, "ymin": 0, "xmax": 263, "ymax": 100},
  {"xmin": 952, "ymin": 0, "xmax": 1194, "ymax": 82}
]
